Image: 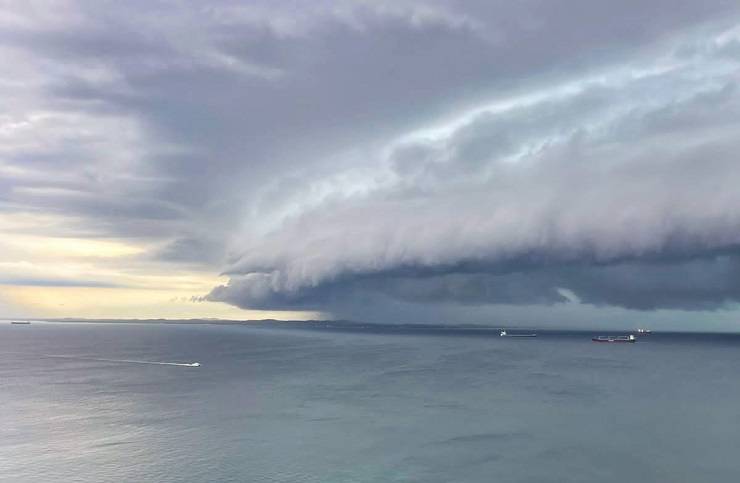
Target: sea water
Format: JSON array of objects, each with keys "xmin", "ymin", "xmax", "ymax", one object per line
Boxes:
[{"xmin": 1, "ymin": 322, "xmax": 739, "ymax": 482}]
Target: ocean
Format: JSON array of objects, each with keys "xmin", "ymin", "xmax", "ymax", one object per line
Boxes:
[{"xmin": 1, "ymin": 322, "xmax": 739, "ymax": 482}]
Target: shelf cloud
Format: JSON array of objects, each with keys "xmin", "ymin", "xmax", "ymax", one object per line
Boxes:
[{"xmin": 3, "ymin": 1, "xmax": 740, "ymax": 323}]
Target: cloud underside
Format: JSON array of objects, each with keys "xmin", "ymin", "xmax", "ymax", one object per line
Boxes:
[
  {"xmin": 210, "ymin": 38, "xmax": 740, "ymax": 316},
  {"xmin": 210, "ymin": 251, "xmax": 740, "ymax": 313},
  {"xmin": 3, "ymin": 1, "xmax": 740, "ymax": 321}
]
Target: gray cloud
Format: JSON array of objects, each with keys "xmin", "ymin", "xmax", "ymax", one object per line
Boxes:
[
  {"xmin": 2, "ymin": 1, "xmax": 740, "ymax": 323},
  {"xmin": 0, "ymin": 278, "xmax": 122, "ymax": 288},
  {"xmin": 211, "ymin": 21, "xmax": 740, "ymax": 317}
]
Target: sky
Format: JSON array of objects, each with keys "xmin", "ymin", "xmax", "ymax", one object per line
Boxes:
[{"xmin": 2, "ymin": 1, "xmax": 740, "ymax": 329}]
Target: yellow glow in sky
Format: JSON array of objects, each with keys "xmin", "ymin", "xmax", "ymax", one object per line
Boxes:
[
  {"xmin": 6, "ymin": 235, "xmax": 145, "ymax": 258},
  {"xmin": 0, "ymin": 285, "xmax": 319, "ymax": 320},
  {"xmin": 0, "ymin": 212, "xmax": 320, "ymax": 320}
]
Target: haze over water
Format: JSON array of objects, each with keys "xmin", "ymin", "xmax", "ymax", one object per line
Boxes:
[{"xmin": 2, "ymin": 322, "xmax": 739, "ymax": 483}]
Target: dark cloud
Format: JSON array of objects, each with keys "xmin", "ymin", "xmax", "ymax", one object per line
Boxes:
[
  {"xmin": 209, "ymin": 250, "xmax": 740, "ymax": 312},
  {"xmin": 155, "ymin": 236, "xmax": 226, "ymax": 266},
  {"xmin": 2, "ymin": 1, "xmax": 740, "ymax": 323}
]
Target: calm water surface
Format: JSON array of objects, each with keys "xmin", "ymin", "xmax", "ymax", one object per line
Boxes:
[{"xmin": 1, "ymin": 322, "xmax": 739, "ymax": 482}]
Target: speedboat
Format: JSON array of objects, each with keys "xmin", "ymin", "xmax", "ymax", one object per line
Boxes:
[
  {"xmin": 636, "ymin": 328, "xmax": 651, "ymax": 335},
  {"xmin": 592, "ymin": 335, "xmax": 636, "ymax": 343},
  {"xmin": 500, "ymin": 330, "xmax": 537, "ymax": 338}
]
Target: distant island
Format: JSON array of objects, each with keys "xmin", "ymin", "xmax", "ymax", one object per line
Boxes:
[
  {"xmin": 12, "ymin": 318, "xmax": 538, "ymax": 332},
  {"xmin": 33, "ymin": 317, "xmax": 337, "ymax": 326}
]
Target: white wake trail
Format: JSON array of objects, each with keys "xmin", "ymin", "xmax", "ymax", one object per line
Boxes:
[{"xmin": 40, "ymin": 354, "xmax": 200, "ymax": 367}]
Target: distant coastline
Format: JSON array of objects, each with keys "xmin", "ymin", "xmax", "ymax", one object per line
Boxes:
[
  {"xmin": 10, "ymin": 318, "xmax": 528, "ymax": 331},
  {"xmin": 18, "ymin": 318, "xmax": 332, "ymax": 326},
  {"xmin": 3, "ymin": 318, "xmax": 736, "ymax": 334}
]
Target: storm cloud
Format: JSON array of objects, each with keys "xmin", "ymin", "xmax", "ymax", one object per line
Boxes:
[
  {"xmin": 2, "ymin": 1, "xmax": 740, "ymax": 323},
  {"xmin": 210, "ymin": 24, "xmax": 740, "ymax": 317}
]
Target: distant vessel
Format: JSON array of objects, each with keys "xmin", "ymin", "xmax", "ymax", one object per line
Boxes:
[
  {"xmin": 592, "ymin": 335, "xmax": 636, "ymax": 343},
  {"xmin": 636, "ymin": 328, "xmax": 651, "ymax": 335},
  {"xmin": 500, "ymin": 330, "xmax": 537, "ymax": 338},
  {"xmin": 10, "ymin": 321, "xmax": 31, "ymax": 325}
]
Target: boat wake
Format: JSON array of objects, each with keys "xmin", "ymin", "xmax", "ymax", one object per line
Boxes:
[{"xmin": 39, "ymin": 354, "xmax": 200, "ymax": 367}]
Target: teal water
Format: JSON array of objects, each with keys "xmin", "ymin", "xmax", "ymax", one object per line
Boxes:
[{"xmin": 1, "ymin": 322, "xmax": 739, "ymax": 482}]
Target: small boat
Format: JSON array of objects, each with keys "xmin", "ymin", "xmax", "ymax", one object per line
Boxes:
[
  {"xmin": 500, "ymin": 330, "xmax": 537, "ymax": 338},
  {"xmin": 636, "ymin": 328, "xmax": 651, "ymax": 335},
  {"xmin": 10, "ymin": 321, "xmax": 31, "ymax": 325},
  {"xmin": 592, "ymin": 335, "xmax": 636, "ymax": 343}
]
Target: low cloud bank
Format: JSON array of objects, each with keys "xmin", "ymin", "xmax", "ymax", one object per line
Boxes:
[{"xmin": 211, "ymin": 30, "xmax": 740, "ymax": 317}]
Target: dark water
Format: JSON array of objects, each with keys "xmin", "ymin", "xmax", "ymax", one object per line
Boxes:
[{"xmin": 2, "ymin": 322, "xmax": 740, "ymax": 482}]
